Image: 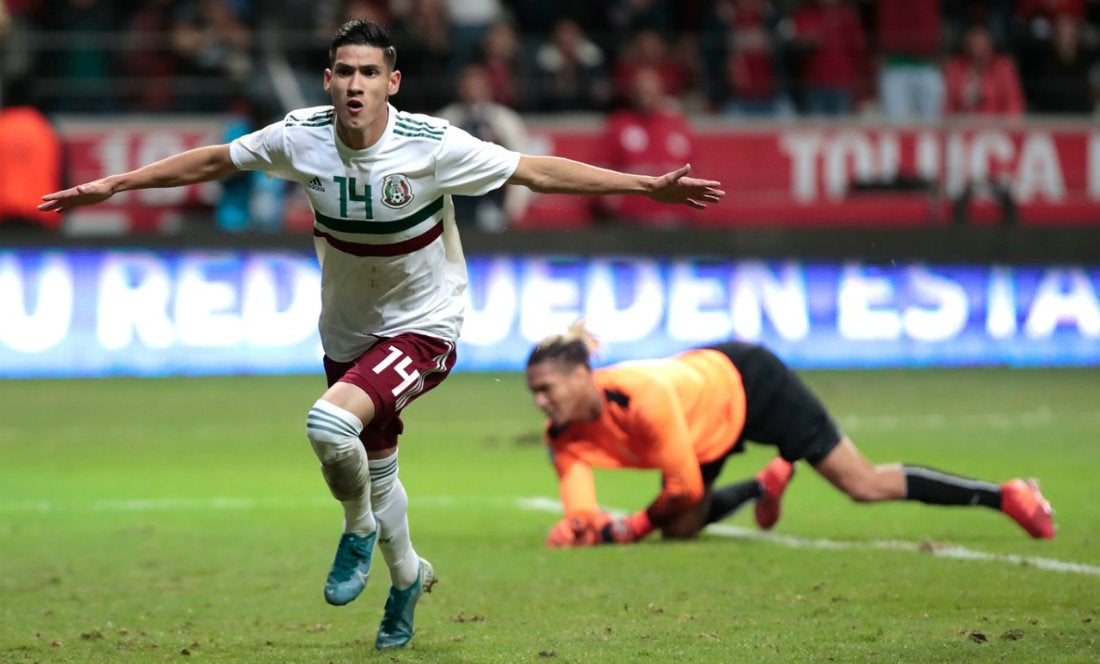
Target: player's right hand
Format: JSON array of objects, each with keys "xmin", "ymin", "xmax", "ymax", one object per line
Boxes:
[
  {"xmin": 647, "ymin": 164, "xmax": 725, "ymax": 209},
  {"xmin": 546, "ymin": 512, "xmax": 609, "ymax": 548},
  {"xmin": 39, "ymin": 180, "xmax": 115, "ymax": 213}
]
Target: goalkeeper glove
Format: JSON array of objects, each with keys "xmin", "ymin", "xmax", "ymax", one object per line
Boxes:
[
  {"xmin": 598, "ymin": 510, "xmax": 656, "ymax": 544},
  {"xmin": 546, "ymin": 512, "xmax": 608, "ymax": 547}
]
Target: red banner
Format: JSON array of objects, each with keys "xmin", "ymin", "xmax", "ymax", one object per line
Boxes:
[
  {"xmin": 57, "ymin": 118, "xmax": 226, "ymax": 234},
  {"xmin": 522, "ymin": 121, "xmax": 1100, "ymax": 228},
  {"xmin": 56, "ymin": 117, "xmax": 1100, "ymax": 232}
]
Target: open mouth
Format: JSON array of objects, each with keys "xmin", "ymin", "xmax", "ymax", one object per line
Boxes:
[{"xmin": 347, "ymin": 99, "xmax": 364, "ymax": 113}]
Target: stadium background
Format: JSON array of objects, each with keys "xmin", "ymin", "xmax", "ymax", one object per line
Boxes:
[
  {"xmin": 3, "ymin": 0, "xmax": 1099, "ymax": 376},
  {"xmin": 3, "ymin": 4, "xmax": 1100, "ymax": 662}
]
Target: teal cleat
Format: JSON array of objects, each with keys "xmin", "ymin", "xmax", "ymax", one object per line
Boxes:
[
  {"xmin": 375, "ymin": 558, "xmax": 437, "ymax": 650},
  {"xmin": 323, "ymin": 531, "xmax": 377, "ymax": 606}
]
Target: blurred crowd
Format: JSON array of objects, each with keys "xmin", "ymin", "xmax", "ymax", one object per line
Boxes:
[
  {"xmin": 1, "ymin": 0, "xmax": 1099, "ymax": 120},
  {"xmin": 2, "ymin": 0, "xmax": 1099, "ymax": 232}
]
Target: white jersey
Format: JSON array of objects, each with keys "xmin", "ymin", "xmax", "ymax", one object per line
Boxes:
[{"xmin": 229, "ymin": 104, "xmax": 521, "ymax": 362}]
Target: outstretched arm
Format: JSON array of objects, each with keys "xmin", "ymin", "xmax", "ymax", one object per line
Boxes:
[
  {"xmin": 545, "ymin": 450, "xmax": 609, "ymax": 547},
  {"xmin": 508, "ymin": 156, "xmax": 724, "ymax": 210},
  {"xmin": 39, "ymin": 144, "xmax": 239, "ymax": 213}
]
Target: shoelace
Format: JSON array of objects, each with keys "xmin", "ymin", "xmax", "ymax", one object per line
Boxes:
[
  {"xmin": 330, "ymin": 535, "xmax": 367, "ymax": 581},
  {"xmin": 379, "ymin": 591, "xmax": 409, "ymax": 631}
]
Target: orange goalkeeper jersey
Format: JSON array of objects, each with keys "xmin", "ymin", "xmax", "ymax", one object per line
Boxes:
[{"xmin": 546, "ymin": 348, "xmax": 747, "ymax": 522}]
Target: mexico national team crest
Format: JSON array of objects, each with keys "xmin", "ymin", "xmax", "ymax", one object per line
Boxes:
[{"xmin": 380, "ymin": 174, "xmax": 414, "ymax": 209}]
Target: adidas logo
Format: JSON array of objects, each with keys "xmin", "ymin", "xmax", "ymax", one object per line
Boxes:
[{"xmin": 306, "ymin": 177, "xmax": 326, "ymax": 192}]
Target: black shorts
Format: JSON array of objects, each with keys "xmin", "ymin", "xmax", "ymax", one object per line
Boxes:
[{"xmin": 702, "ymin": 341, "xmax": 843, "ymax": 466}]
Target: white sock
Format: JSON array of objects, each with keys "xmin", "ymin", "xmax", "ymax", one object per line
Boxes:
[
  {"xmin": 369, "ymin": 452, "xmax": 419, "ymax": 589},
  {"xmin": 306, "ymin": 399, "xmax": 376, "ymax": 535}
]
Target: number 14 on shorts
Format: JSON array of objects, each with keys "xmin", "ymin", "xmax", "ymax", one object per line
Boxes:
[{"xmin": 372, "ymin": 346, "xmax": 420, "ymax": 396}]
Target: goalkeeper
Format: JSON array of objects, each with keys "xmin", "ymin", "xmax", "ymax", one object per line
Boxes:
[{"xmin": 526, "ymin": 321, "xmax": 1055, "ymax": 547}]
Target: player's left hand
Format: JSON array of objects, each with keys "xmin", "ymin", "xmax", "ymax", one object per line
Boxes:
[
  {"xmin": 598, "ymin": 510, "xmax": 656, "ymax": 545},
  {"xmin": 647, "ymin": 164, "xmax": 725, "ymax": 210}
]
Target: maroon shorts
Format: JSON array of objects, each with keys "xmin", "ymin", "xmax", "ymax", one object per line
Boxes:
[{"xmin": 323, "ymin": 332, "xmax": 457, "ymax": 451}]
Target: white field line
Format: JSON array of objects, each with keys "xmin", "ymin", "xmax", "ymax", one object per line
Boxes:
[
  {"xmin": 6, "ymin": 494, "xmax": 1098, "ymax": 578},
  {"xmin": 517, "ymin": 496, "xmax": 1100, "ymax": 578}
]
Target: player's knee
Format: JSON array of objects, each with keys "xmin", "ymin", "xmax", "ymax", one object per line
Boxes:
[
  {"xmin": 305, "ymin": 399, "xmax": 364, "ymax": 464},
  {"xmin": 840, "ymin": 478, "xmax": 891, "ymax": 503},
  {"xmin": 307, "ymin": 401, "xmax": 369, "ymax": 500},
  {"xmin": 845, "ymin": 487, "xmax": 879, "ymax": 503}
]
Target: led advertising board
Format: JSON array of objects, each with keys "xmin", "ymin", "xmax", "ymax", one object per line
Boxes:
[{"xmin": 2, "ymin": 249, "xmax": 1097, "ymax": 377}]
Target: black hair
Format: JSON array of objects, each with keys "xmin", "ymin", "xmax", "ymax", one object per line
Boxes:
[
  {"xmin": 329, "ymin": 19, "xmax": 397, "ymax": 70},
  {"xmin": 526, "ymin": 320, "xmax": 599, "ymax": 370}
]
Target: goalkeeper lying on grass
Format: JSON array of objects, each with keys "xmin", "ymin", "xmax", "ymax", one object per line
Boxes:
[{"xmin": 525, "ymin": 321, "xmax": 1055, "ymax": 547}]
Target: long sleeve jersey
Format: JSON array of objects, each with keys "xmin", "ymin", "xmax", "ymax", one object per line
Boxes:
[{"xmin": 545, "ymin": 348, "xmax": 747, "ymax": 524}]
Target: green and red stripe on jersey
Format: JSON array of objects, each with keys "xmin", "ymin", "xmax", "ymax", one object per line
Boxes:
[{"xmin": 312, "ymin": 197, "xmax": 445, "ymax": 257}]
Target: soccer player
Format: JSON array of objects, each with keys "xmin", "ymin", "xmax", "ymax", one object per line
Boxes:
[
  {"xmin": 525, "ymin": 321, "xmax": 1055, "ymax": 547},
  {"xmin": 38, "ymin": 20, "xmax": 725, "ymax": 650}
]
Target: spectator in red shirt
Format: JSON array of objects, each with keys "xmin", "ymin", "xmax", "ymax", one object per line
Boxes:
[
  {"xmin": 790, "ymin": 0, "xmax": 869, "ymax": 115},
  {"xmin": 704, "ymin": 0, "xmax": 794, "ymax": 117},
  {"xmin": 944, "ymin": 23, "xmax": 1025, "ymax": 116},
  {"xmin": 595, "ymin": 66, "xmax": 698, "ymax": 227},
  {"xmin": 875, "ymin": 0, "xmax": 946, "ymax": 122},
  {"xmin": 612, "ymin": 28, "xmax": 695, "ymax": 105}
]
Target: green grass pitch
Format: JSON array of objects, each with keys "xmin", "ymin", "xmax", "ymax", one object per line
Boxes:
[{"xmin": 2, "ymin": 368, "xmax": 1098, "ymax": 663}]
